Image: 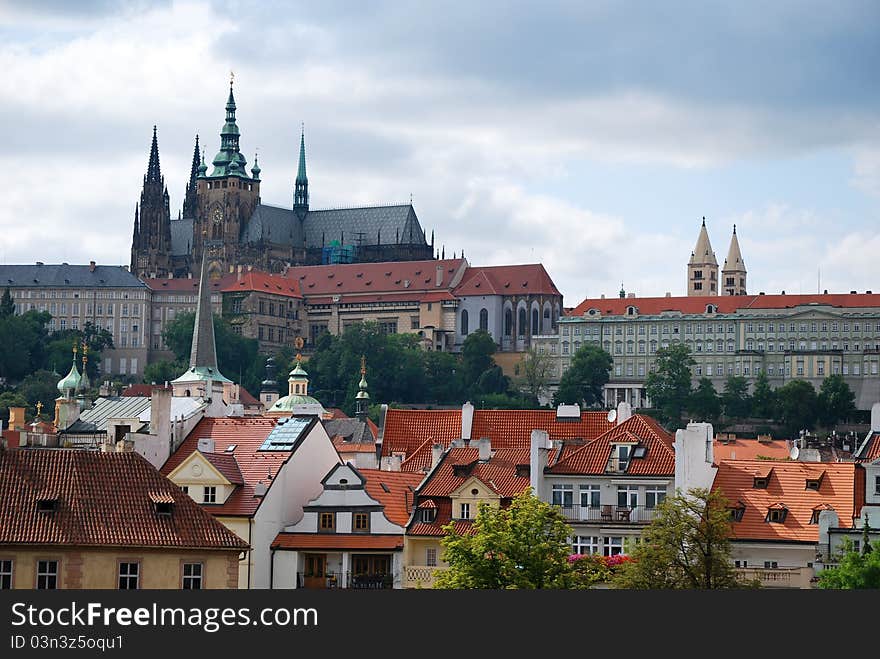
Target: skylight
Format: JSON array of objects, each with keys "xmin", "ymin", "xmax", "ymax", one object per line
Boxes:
[{"xmin": 259, "ymin": 417, "xmax": 311, "ymax": 451}]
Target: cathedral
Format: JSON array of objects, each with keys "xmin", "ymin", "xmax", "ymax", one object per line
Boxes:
[
  {"xmin": 131, "ymin": 80, "xmax": 434, "ymax": 279},
  {"xmin": 687, "ymin": 217, "xmax": 747, "ymax": 296}
]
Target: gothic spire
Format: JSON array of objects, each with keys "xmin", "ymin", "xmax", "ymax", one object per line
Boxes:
[
  {"xmin": 294, "ymin": 126, "xmax": 309, "ymax": 214},
  {"xmin": 190, "ymin": 249, "xmax": 221, "ymax": 373},
  {"xmin": 182, "ymin": 135, "xmax": 200, "ymax": 219},
  {"xmin": 689, "ymin": 216, "xmax": 717, "ymax": 266},
  {"xmin": 146, "ymin": 125, "xmax": 162, "ymax": 184}
]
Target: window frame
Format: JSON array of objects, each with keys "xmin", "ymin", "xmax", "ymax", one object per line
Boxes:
[
  {"xmin": 118, "ymin": 560, "xmax": 140, "ymax": 590},
  {"xmin": 35, "ymin": 559, "xmax": 59, "ymax": 590},
  {"xmin": 181, "ymin": 562, "xmax": 203, "ymax": 590},
  {"xmin": 319, "ymin": 512, "xmax": 337, "ymax": 533}
]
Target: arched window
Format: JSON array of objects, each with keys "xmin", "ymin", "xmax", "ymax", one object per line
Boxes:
[
  {"xmin": 461, "ymin": 309, "xmax": 469, "ymax": 335},
  {"xmin": 479, "ymin": 308, "xmax": 488, "ymax": 332},
  {"xmin": 518, "ymin": 308, "xmax": 527, "ymax": 338},
  {"xmin": 504, "ymin": 309, "xmax": 513, "ymax": 336},
  {"xmin": 531, "ymin": 308, "xmax": 539, "ymax": 335}
]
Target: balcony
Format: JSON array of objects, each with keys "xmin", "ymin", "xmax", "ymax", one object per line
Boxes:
[
  {"xmin": 296, "ymin": 571, "xmax": 396, "ymax": 590},
  {"xmin": 605, "ymin": 457, "xmax": 630, "ymax": 473},
  {"xmin": 735, "ymin": 567, "xmax": 814, "ymax": 589},
  {"xmin": 404, "ymin": 565, "xmax": 445, "ymax": 589},
  {"xmin": 558, "ymin": 505, "xmax": 658, "ymax": 524}
]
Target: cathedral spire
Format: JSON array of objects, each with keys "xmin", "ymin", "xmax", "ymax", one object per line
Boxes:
[
  {"xmin": 722, "ymin": 224, "xmax": 747, "ymax": 296},
  {"xmin": 146, "ymin": 125, "xmax": 162, "ymax": 184},
  {"xmin": 294, "ymin": 125, "xmax": 309, "ymax": 215},
  {"xmin": 190, "ymin": 249, "xmax": 220, "ymax": 373},
  {"xmin": 131, "ymin": 127, "xmax": 172, "ymax": 278},
  {"xmin": 210, "ymin": 75, "xmax": 247, "ymax": 177},
  {"xmin": 182, "ymin": 134, "xmax": 200, "ymax": 219}
]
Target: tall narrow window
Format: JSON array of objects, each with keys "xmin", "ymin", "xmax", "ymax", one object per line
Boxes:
[
  {"xmin": 182, "ymin": 563, "xmax": 203, "ymax": 590},
  {"xmin": 504, "ymin": 309, "xmax": 513, "ymax": 336},
  {"xmin": 460, "ymin": 309, "xmax": 469, "ymax": 335},
  {"xmin": 118, "ymin": 562, "xmax": 139, "ymax": 590},
  {"xmin": 479, "ymin": 308, "xmax": 488, "ymax": 332},
  {"xmin": 0, "ymin": 560, "xmax": 12, "ymax": 589},
  {"xmin": 36, "ymin": 560, "xmax": 58, "ymax": 590}
]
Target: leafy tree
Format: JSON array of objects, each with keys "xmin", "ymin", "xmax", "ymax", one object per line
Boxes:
[
  {"xmin": 460, "ymin": 330, "xmax": 497, "ymax": 395},
  {"xmin": 644, "ymin": 343, "xmax": 695, "ymax": 428},
  {"xmin": 475, "ymin": 392, "xmax": 539, "ymax": 410},
  {"xmin": 612, "ymin": 487, "xmax": 745, "ymax": 589},
  {"xmin": 434, "ymin": 489, "xmax": 575, "ymax": 589},
  {"xmin": 0, "ymin": 310, "xmax": 51, "ymax": 382},
  {"xmin": 721, "ymin": 375, "xmax": 751, "ymax": 419},
  {"xmin": 515, "ymin": 348, "xmax": 553, "ymax": 404},
  {"xmin": 817, "ymin": 375, "xmax": 856, "ymax": 427},
  {"xmin": 18, "ymin": 370, "xmax": 60, "ymax": 420},
  {"xmin": 475, "ymin": 364, "xmax": 510, "ymax": 396},
  {"xmin": 552, "ymin": 343, "xmax": 613, "ymax": 408},
  {"xmin": 818, "ymin": 525, "xmax": 880, "ymax": 589},
  {"xmin": 423, "ymin": 350, "xmax": 465, "ymax": 404},
  {"xmin": 43, "ymin": 322, "xmax": 114, "ymax": 383},
  {"xmin": 0, "ymin": 287, "xmax": 14, "ymax": 318},
  {"xmin": 0, "ymin": 391, "xmax": 28, "ymax": 427},
  {"xmin": 750, "ymin": 371, "xmax": 775, "ymax": 419},
  {"xmin": 143, "ymin": 359, "xmax": 186, "ymax": 386},
  {"xmin": 688, "ymin": 377, "xmax": 721, "ymax": 423},
  {"xmin": 775, "ymin": 379, "xmax": 818, "ymax": 436}
]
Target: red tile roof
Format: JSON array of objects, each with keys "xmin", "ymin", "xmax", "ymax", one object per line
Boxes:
[
  {"xmin": 286, "ymin": 259, "xmax": 466, "ymax": 298},
  {"xmin": 237, "ymin": 386, "xmax": 261, "ymax": 407},
  {"xmin": 711, "ymin": 460, "xmax": 864, "ymax": 543},
  {"xmin": 161, "ymin": 417, "xmax": 298, "ymax": 517},
  {"xmin": 547, "ymin": 415, "xmax": 675, "ymax": 475},
  {"xmin": 381, "ymin": 408, "xmax": 614, "ymax": 471},
  {"xmin": 122, "ymin": 384, "xmax": 156, "ymax": 397},
  {"xmin": 360, "ymin": 469, "xmax": 423, "ymax": 526},
  {"xmin": 419, "ymin": 447, "xmax": 532, "ymax": 498},
  {"xmin": 271, "ymin": 533, "xmax": 404, "ymax": 550},
  {"xmin": 407, "ymin": 498, "xmax": 474, "ymax": 537},
  {"xmin": 453, "ymin": 264, "xmax": 561, "ymax": 297},
  {"xmin": 202, "ymin": 452, "xmax": 244, "ymax": 485},
  {"xmin": 713, "ymin": 438, "xmax": 794, "ymax": 462},
  {"xmin": 855, "ymin": 431, "xmax": 880, "ymax": 462},
  {"xmin": 219, "ymin": 271, "xmax": 301, "ymax": 298},
  {"xmin": 568, "ymin": 292, "xmax": 880, "ymax": 318},
  {"xmin": 0, "ymin": 449, "xmax": 246, "ymax": 550}
]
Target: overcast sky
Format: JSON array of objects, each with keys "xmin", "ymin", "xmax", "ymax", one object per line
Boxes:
[{"xmin": 2, "ymin": 0, "xmax": 879, "ymax": 305}]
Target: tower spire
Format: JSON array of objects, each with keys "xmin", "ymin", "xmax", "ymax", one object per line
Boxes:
[
  {"xmin": 182, "ymin": 134, "xmax": 200, "ymax": 219},
  {"xmin": 722, "ymin": 224, "xmax": 747, "ymax": 296},
  {"xmin": 146, "ymin": 125, "xmax": 162, "ymax": 183},
  {"xmin": 687, "ymin": 216, "xmax": 718, "ymax": 296},
  {"xmin": 294, "ymin": 125, "xmax": 309, "ymax": 215},
  {"xmin": 209, "ymin": 76, "xmax": 247, "ymax": 177},
  {"xmin": 355, "ymin": 355, "xmax": 370, "ymax": 421}
]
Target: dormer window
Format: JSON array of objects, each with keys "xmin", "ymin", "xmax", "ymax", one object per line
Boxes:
[
  {"xmin": 515, "ymin": 464, "xmax": 530, "ymax": 478},
  {"xmin": 421, "ymin": 508, "xmax": 436, "ymax": 523},
  {"xmin": 37, "ymin": 498, "xmax": 58, "ymax": 514},
  {"xmin": 805, "ymin": 472, "xmax": 825, "ymax": 491},
  {"xmin": 729, "ymin": 502, "xmax": 745, "ymax": 522},
  {"xmin": 149, "ymin": 492, "xmax": 174, "ymax": 516},
  {"xmin": 706, "ymin": 304, "xmax": 717, "ymax": 314},
  {"xmin": 155, "ymin": 502, "xmax": 173, "ymax": 516},
  {"xmin": 766, "ymin": 505, "xmax": 788, "ymax": 523},
  {"xmin": 753, "ymin": 477, "xmax": 768, "ymax": 489},
  {"xmin": 626, "ymin": 306, "xmax": 638, "ymax": 316},
  {"xmin": 632, "ymin": 445, "xmax": 647, "ymax": 459}
]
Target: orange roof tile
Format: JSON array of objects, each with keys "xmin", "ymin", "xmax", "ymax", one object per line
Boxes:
[
  {"xmin": 219, "ymin": 271, "xmax": 301, "ymax": 298},
  {"xmin": 713, "ymin": 438, "xmax": 794, "ymax": 462},
  {"xmin": 711, "ymin": 460, "xmax": 864, "ymax": 543},
  {"xmin": 271, "ymin": 533, "xmax": 403, "ymax": 550},
  {"xmin": 0, "ymin": 449, "xmax": 247, "ymax": 550},
  {"xmin": 419, "ymin": 447, "xmax": 532, "ymax": 498},
  {"xmin": 161, "ymin": 417, "xmax": 307, "ymax": 517},
  {"xmin": 453, "ymin": 264, "xmax": 561, "ymax": 297},
  {"xmin": 548, "ymin": 415, "xmax": 675, "ymax": 476},
  {"xmin": 359, "ymin": 469, "xmax": 423, "ymax": 526},
  {"xmin": 855, "ymin": 431, "xmax": 880, "ymax": 462},
  {"xmin": 568, "ymin": 292, "xmax": 880, "ymax": 318},
  {"xmin": 287, "ymin": 259, "xmax": 466, "ymax": 298}
]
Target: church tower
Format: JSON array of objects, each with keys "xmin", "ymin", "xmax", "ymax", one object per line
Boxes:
[
  {"xmin": 721, "ymin": 224, "xmax": 747, "ymax": 295},
  {"xmin": 687, "ymin": 217, "xmax": 718, "ymax": 296},
  {"xmin": 131, "ymin": 126, "xmax": 173, "ymax": 278},
  {"xmin": 182, "ymin": 134, "xmax": 200, "ymax": 220},
  {"xmin": 293, "ymin": 127, "xmax": 309, "ymax": 220},
  {"xmin": 192, "ymin": 76, "xmax": 261, "ymax": 278}
]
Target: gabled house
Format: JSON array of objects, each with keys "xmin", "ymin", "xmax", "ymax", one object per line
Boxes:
[
  {"xmin": 160, "ymin": 415, "xmax": 340, "ymax": 588},
  {"xmin": 271, "ymin": 463, "xmax": 422, "ymax": 589},
  {"xmin": 536, "ymin": 414, "xmax": 676, "ymax": 557},
  {"xmin": 0, "ymin": 448, "xmax": 247, "ymax": 589}
]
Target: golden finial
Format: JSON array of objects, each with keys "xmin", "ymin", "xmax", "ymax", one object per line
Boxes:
[
  {"xmin": 72, "ymin": 341, "xmax": 78, "ymax": 356},
  {"xmin": 36, "ymin": 401, "xmax": 43, "ymax": 417},
  {"xmin": 360, "ymin": 355, "xmax": 366, "ymax": 376},
  {"xmin": 230, "ymin": 70, "xmax": 235, "ymax": 86},
  {"xmin": 295, "ymin": 352, "xmax": 302, "ymax": 363}
]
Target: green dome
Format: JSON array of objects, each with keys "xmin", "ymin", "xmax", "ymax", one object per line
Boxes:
[
  {"xmin": 57, "ymin": 360, "xmax": 81, "ymax": 394},
  {"xmin": 290, "ymin": 361, "xmax": 308, "ymax": 378},
  {"xmin": 269, "ymin": 393, "xmax": 323, "ymax": 412}
]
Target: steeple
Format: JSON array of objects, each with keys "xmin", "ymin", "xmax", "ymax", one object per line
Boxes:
[
  {"xmin": 146, "ymin": 125, "xmax": 162, "ymax": 183},
  {"xmin": 210, "ymin": 75, "xmax": 248, "ymax": 178},
  {"xmin": 182, "ymin": 134, "xmax": 200, "ymax": 219},
  {"xmin": 259, "ymin": 356, "xmax": 279, "ymax": 409},
  {"xmin": 721, "ymin": 224, "xmax": 747, "ymax": 296},
  {"xmin": 687, "ymin": 216, "xmax": 719, "ymax": 296},
  {"xmin": 355, "ymin": 355, "xmax": 370, "ymax": 421},
  {"xmin": 131, "ymin": 126, "xmax": 172, "ymax": 278},
  {"xmin": 294, "ymin": 126, "xmax": 309, "ymax": 216},
  {"xmin": 56, "ymin": 343, "xmax": 81, "ymax": 398}
]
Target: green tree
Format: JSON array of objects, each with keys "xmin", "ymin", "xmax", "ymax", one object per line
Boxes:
[
  {"xmin": 721, "ymin": 375, "xmax": 751, "ymax": 419},
  {"xmin": 460, "ymin": 330, "xmax": 497, "ymax": 394},
  {"xmin": 817, "ymin": 375, "xmax": 856, "ymax": 427},
  {"xmin": 688, "ymin": 377, "xmax": 721, "ymax": 422},
  {"xmin": 612, "ymin": 487, "xmax": 745, "ymax": 589},
  {"xmin": 552, "ymin": 344, "xmax": 613, "ymax": 408},
  {"xmin": 0, "ymin": 391, "xmax": 28, "ymax": 427},
  {"xmin": 18, "ymin": 370, "xmax": 60, "ymax": 420},
  {"xmin": 423, "ymin": 351, "xmax": 465, "ymax": 404},
  {"xmin": 434, "ymin": 489, "xmax": 575, "ymax": 589},
  {"xmin": 775, "ymin": 379, "xmax": 818, "ymax": 436},
  {"xmin": 515, "ymin": 348, "xmax": 553, "ymax": 404},
  {"xmin": 143, "ymin": 359, "xmax": 186, "ymax": 386},
  {"xmin": 475, "ymin": 364, "xmax": 510, "ymax": 396},
  {"xmin": 818, "ymin": 525, "xmax": 880, "ymax": 589},
  {"xmin": 0, "ymin": 310, "xmax": 51, "ymax": 382},
  {"xmin": 0, "ymin": 287, "xmax": 14, "ymax": 318},
  {"xmin": 644, "ymin": 343, "xmax": 695, "ymax": 428},
  {"xmin": 751, "ymin": 371, "xmax": 776, "ymax": 419}
]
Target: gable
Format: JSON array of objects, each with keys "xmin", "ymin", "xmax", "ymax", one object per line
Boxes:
[
  {"xmin": 167, "ymin": 450, "xmax": 231, "ymax": 486},
  {"xmin": 450, "ymin": 475, "xmax": 501, "ymax": 500},
  {"xmin": 322, "ymin": 463, "xmax": 366, "ymax": 489}
]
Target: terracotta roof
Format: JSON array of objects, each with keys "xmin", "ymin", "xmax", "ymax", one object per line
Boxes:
[
  {"xmin": 271, "ymin": 533, "xmax": 404, "ymax": 550},
  {"xmin": 381, "ymin": 408, "xmax": 614, "ymax": 470},
  {"xmin": 453, "ymin": 264, "xmax": 561, "ymax": 297},
  {"xmin": 122, "ymin": 384, "xmax": 155, "ymax": 397},
  {"xmin": 711, "ymin": 460, "xmax": 864, "ymax": 543},
  {"xmin": 333, "ymin": 440, "xmax": 375, "ymax": 454},
  {"xmin": 407, "ymin": 499, "xmax": 474, "ymax": 537},
  {"xmin": 219, "ymin": 271, "xmax": 301, "ymax": 298},
  {"xmin": 359, "ymin": 469, "xmax": 423, "ymax": 526},
  {"xmin": 237, "ymin": 387, "xmax": 261, "ymax": 407},
  {"xmin": 287, "ymin": 259, "xmax": 466, "ymax": 297},
  {"xmin": 0, "ymin": 449, "xmax": 246, "ymax": 550},
  {"xmin": 161, "ymin": 417, "xmax": 300, "ymax": 517},
  {"xmin": 419, "ymin": 447, "xmax": 532, "ymax": 498},
  {"xmin": 568, "ymin": 292, "xmax": 880, "ymax": 318},
  {"xmin": 202, "ymin": 452, "xmax": 244, "ymax": 485},
  {"xmin": 713, "ymin": 438, "xmax": 794, "ymax": 462},
  {"xmin": 855, "ymin": 431, "xmax": 880, "ymax": 462},
  {"xmin": 547, "ymin": 415, "xmax": 675, "ymax": 475}
]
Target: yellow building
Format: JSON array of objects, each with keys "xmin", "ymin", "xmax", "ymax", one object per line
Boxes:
[{"xmin": 0, "ymin": 449, "xmax": 247, "ymax": 590}]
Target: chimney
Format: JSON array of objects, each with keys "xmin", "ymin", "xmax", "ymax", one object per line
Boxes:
[
  {"xmin": 478, "ymin": 437, "xmax": 491, "ymax": 461},
  {"xmin": 616, "ymin": 400, "xmax": 632, "ymax": 424},
  {"xmin": 197, "ymin": 438, "xmax": 215, "ymax": 453},
  {"xmin": 665, "ymin": 292, "xmax": 671, "ymax": 297},
  {"xmin": 431, "ymin": 442, "xmax": 444, "ymax": 469},
  {"xmin": 381, "ymin": 454, "xmax": 402, "ymax": 472},
  {"xmin": 149, "ymin": 385, "xmax": 172, "ymax": 441},
  {"xmin": 8, "ymin": 407, "xmax": 26, "ymax": 431},
  {"xmin": 89, "ymin": 261, "xmax": 96, "ymax": 272},
  {"xmin": 461, "ymin": 401, "xmax": 474, "ymax": 441},
  {"xmin": 529, "ymin": 429, "xmax": 552, "ymax": 498},
  {"xmin": 436, "ymin": 264, "xmax": 443, "ymax": 287},
  {"xmin": 872, "ymin": 402, "xmax": 880, "ymax": 433},
  {"xmin": 673, "ymin": 422, "xmax": 716, "ymax": 493}
]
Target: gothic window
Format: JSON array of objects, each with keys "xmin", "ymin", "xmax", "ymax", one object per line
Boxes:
[
  {"xmin": 504, "ymin": 309, "xmax": 513, "ymax": 337},
  {"xmin": 518, "ymin": 308, "xmax": 527, "ymax": 338},
  {"xmin": 461, "ymin": 309, "xmax": 469, "ymax": 335},
  {"xmin": 531, "ymin": 309, "xmax": 539, "ymax": 336},
  {"xmin": 479, "ymin": 308, "xmax": 488, "ymax": 332}
]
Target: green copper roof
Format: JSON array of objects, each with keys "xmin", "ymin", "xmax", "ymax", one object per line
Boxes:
[
  {"xmin": 289, "ymin": 359, "xmax": 308, "ymax": 378},
  {"xmin": 57, "ymin": 358, "xmax": 81, "ymax": 393},
  {"xmin": 171, "ymin": 365, "xmax": 232, "ymax": 385},
  {"xmin": 209, "ymin": 81, "xmax": 251, "ymax": 179},
  {"xmin": 269, "ymin": 393, "xmax": 324, "ymax": 412},
  {"xmin": 296, "ymin": 130, "xmax": 307, "ymax": 184}
]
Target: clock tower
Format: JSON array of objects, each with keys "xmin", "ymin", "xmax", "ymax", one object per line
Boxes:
[{"xmin": 192, "ymin": 76, "xmax": 261, "ymax": 278}]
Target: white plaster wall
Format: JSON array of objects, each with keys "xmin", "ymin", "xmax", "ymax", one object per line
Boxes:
[{"xmin": 674, "ymin": 422, "xmax": 716, "ymax": 493}]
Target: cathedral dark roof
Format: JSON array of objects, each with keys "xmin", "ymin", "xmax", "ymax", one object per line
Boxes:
[
  {"xmin": 170, "ymin": 217, "xmax": 193, "ymax": 256},
  {"xmin": 244, "ymin": 204, "xmax": 305, "ymax": 246},
  {"xmin": 303, "ymin": 204, "xmax": 425, "ymax": 248},
  {"xmin": 0, "ymin": 264, "xmax": 146, "ymax": 289}
]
